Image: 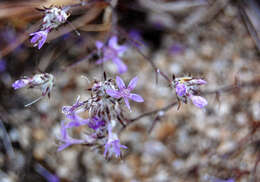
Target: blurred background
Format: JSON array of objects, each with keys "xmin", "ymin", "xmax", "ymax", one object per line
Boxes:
[{"xmin": 1, "ymin": 0, "xmax": 260, "ymax": 181}]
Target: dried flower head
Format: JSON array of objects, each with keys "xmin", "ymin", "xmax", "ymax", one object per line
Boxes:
[
  {"xmin": 96, "ymin": 36, "xmax": 128, "ymax": 74},
  {"xmin": 172, "ymin": 76, "xmax": 207, "ymax": 108},
  {"xmin": 42, "ymin": 7, "xmax": 70, "ymax": 30}
]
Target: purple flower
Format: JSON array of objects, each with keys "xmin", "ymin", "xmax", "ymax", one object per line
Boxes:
[
  {"xmin": 189, "ymin": 95, "xmax": 208, "ymax": 108},
  {"xmin": 104, "ymin": 124, "xmax": 127, "ymax": 158},
  {"xmin": 104, "ymin": 139, "xmax": 127, "ymax": 158},
  {"xmin": 30, "ymin": 29, "xmax": 49, "ymax": 49},
  {"xmin": 106, "ymin": 76, "xmax": 144, "ymax": 111},
  {"xmin": 175, "ymin": 83, "xmax": 186, "ymax": 97},
  {"xmin": 57, "ymin": 121, "xmax": 87, "ymax": 151},
  {"xmin": 12, "ymin": 78, "xmax": 30, "ymax": 90},
  {"xmin": 88, "ymin": 116, "xmax": 106, "ymax": 130},
  {"xmin": 62, "ymin": 96, "xmax": 84, "ymax": 116},
  {"xmin": 61, "ymin": 97, "xmax": 90, "ymax": 128},
  {"xmin": 96, "ymin": 36, "xmax": 128, "ymax": 74}
]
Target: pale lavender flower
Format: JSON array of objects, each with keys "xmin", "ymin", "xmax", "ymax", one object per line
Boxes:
[
  {"xmin": 62, "ymin": 97, "xmax": 90, "ymax": 129},
  {"xmin": 30, "ymin": 29, "xmax": 49, "ymax": 49},
  {"xmin": 175, "ymin": 83, "xmax": 186, "ymax": 97},
  {"xmin": 57, "ymin": 121, "xmax": 87, "ymax": 151},
  {"xmin": 189, "ymin": 95, "xmax": 208, "ymax": 109},
  {"xmin": 96, "ymin": 36, "xmax": 128, "ymax": 74},
  {"xmin": 106, "ymin": 76, "xmax": 144, "ymax": 111},
  {"xmin": 12, "ymin": 78, "xmax": 30, "ymax": 90},
  {"xmin": 104, "ymin": 124, "xmax": 127, "ymax": 158},
  {"xmin": 65, "ymin": 113, "xmax": 89, "ymax": 129},
  {"xmin": 172, "ymin": 77, "xmax": 207, "ymax": 109}
]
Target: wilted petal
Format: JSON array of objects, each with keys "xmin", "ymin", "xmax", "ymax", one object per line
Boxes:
[
  {"xmin": 106, "ymin": 89, "xmax": 121, "ymax": 98},
  {"xmin": 113, "ymin": 58, "xmax": 127, "ymax": 74},
  {"xmin": 116, "ymin": 76, "xmax": 126, "ymax": 89},
  {"xmin": 190, "ymin": 95, "xmax": 208, "ymax": 108},
  {"xmin": 175, "ymin": 83, "xmax": 186, "ymax": 97},
  {"xmin": 127, "ymin": 76, "xmax": 138, "ymax": 90},
  {"xmin": 96, "ymin": 41, "xmax": 104, "ymax": 49},
  {"xmin": 129, "ymin": 93, "xmax": 144, "ymax": 102}
]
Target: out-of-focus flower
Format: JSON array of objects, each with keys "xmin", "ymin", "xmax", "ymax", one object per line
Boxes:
[
  {"xmin": 30, "ymin": 7, "xmax": 70, "ymax": 49},
  {"xmin": 96, "ymin": 36, "xmax": 128, "ymax": 74},
  {"xmin": 35, "ymin": 163, "xmax": 60, "ymax": 182},
  {"xmin": 106, "ymin": 76, "xmax": 144, "ymax": 111},
  {"xmin": 12, "ymin": 73, "xmax": 54, "ymax": 106},
  {"xmin": 129, "ymin": 29, "xmax": 145, "ymax": 47},
  {"xmin": 0, "ymin": 59, "xmax": 6, "ymax": 72},
  {"xmin": 189, "ymin": 95, "xmax": 208, "ymax": 109},
  {"xmin": 12, "ymin": 78, "xmax": 30, "ymax": 90},
  {"xmin": 175, "ymin": 83, "xmax": 186, "ymax": 97},
  {"xmin": 172, "ymin": 76, "xmax": 207, "ymax": 108},
  {"xmin": 169, "ymin": 43, "xmax": 185, "ymax": 55},
  {"xmin": 42, "ymin": 7, "xmax": 69, "ymax": 30},
  {"xmin": 30, "ymin": 29, "xmax": 49, "ymax": 49},
  {"xmin": 104, "ymin": 124, "xmax": 127, "ymax": 158}
]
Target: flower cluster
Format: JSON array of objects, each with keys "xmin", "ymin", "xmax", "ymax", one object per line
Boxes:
[
  {"xmin": 30, "ymin": 7, "xmax": 70, "ymax": 49},
  {"xmin": 96, "ymin": 36, "xmax": 128, "ymax": 74},
  {"xmin": 57, "ymin": 76, "xmax": 143, "ymax": 158},
  {"xmin": 12, "ymin": 73, "xmax": 54, "ymax": 106},
  {"xmin": 172, "ymin": 76, "xmax": 208, "ymax": 108}
]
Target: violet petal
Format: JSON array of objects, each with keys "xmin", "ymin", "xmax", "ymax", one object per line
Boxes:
[
  {"xmin": 106, "ymin": 89, "xmax": 121, "ymax": 98},
  {"xmin": 127, "ymin": 76, "xmax": 138, "ymax": 90},
  {"xmin": 116, "ymin": 76, "xmax": 126, "ymax": 89},
  {"xmin": 129, "ymin": 93, "xmax": 144, "ymax": 102}
]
